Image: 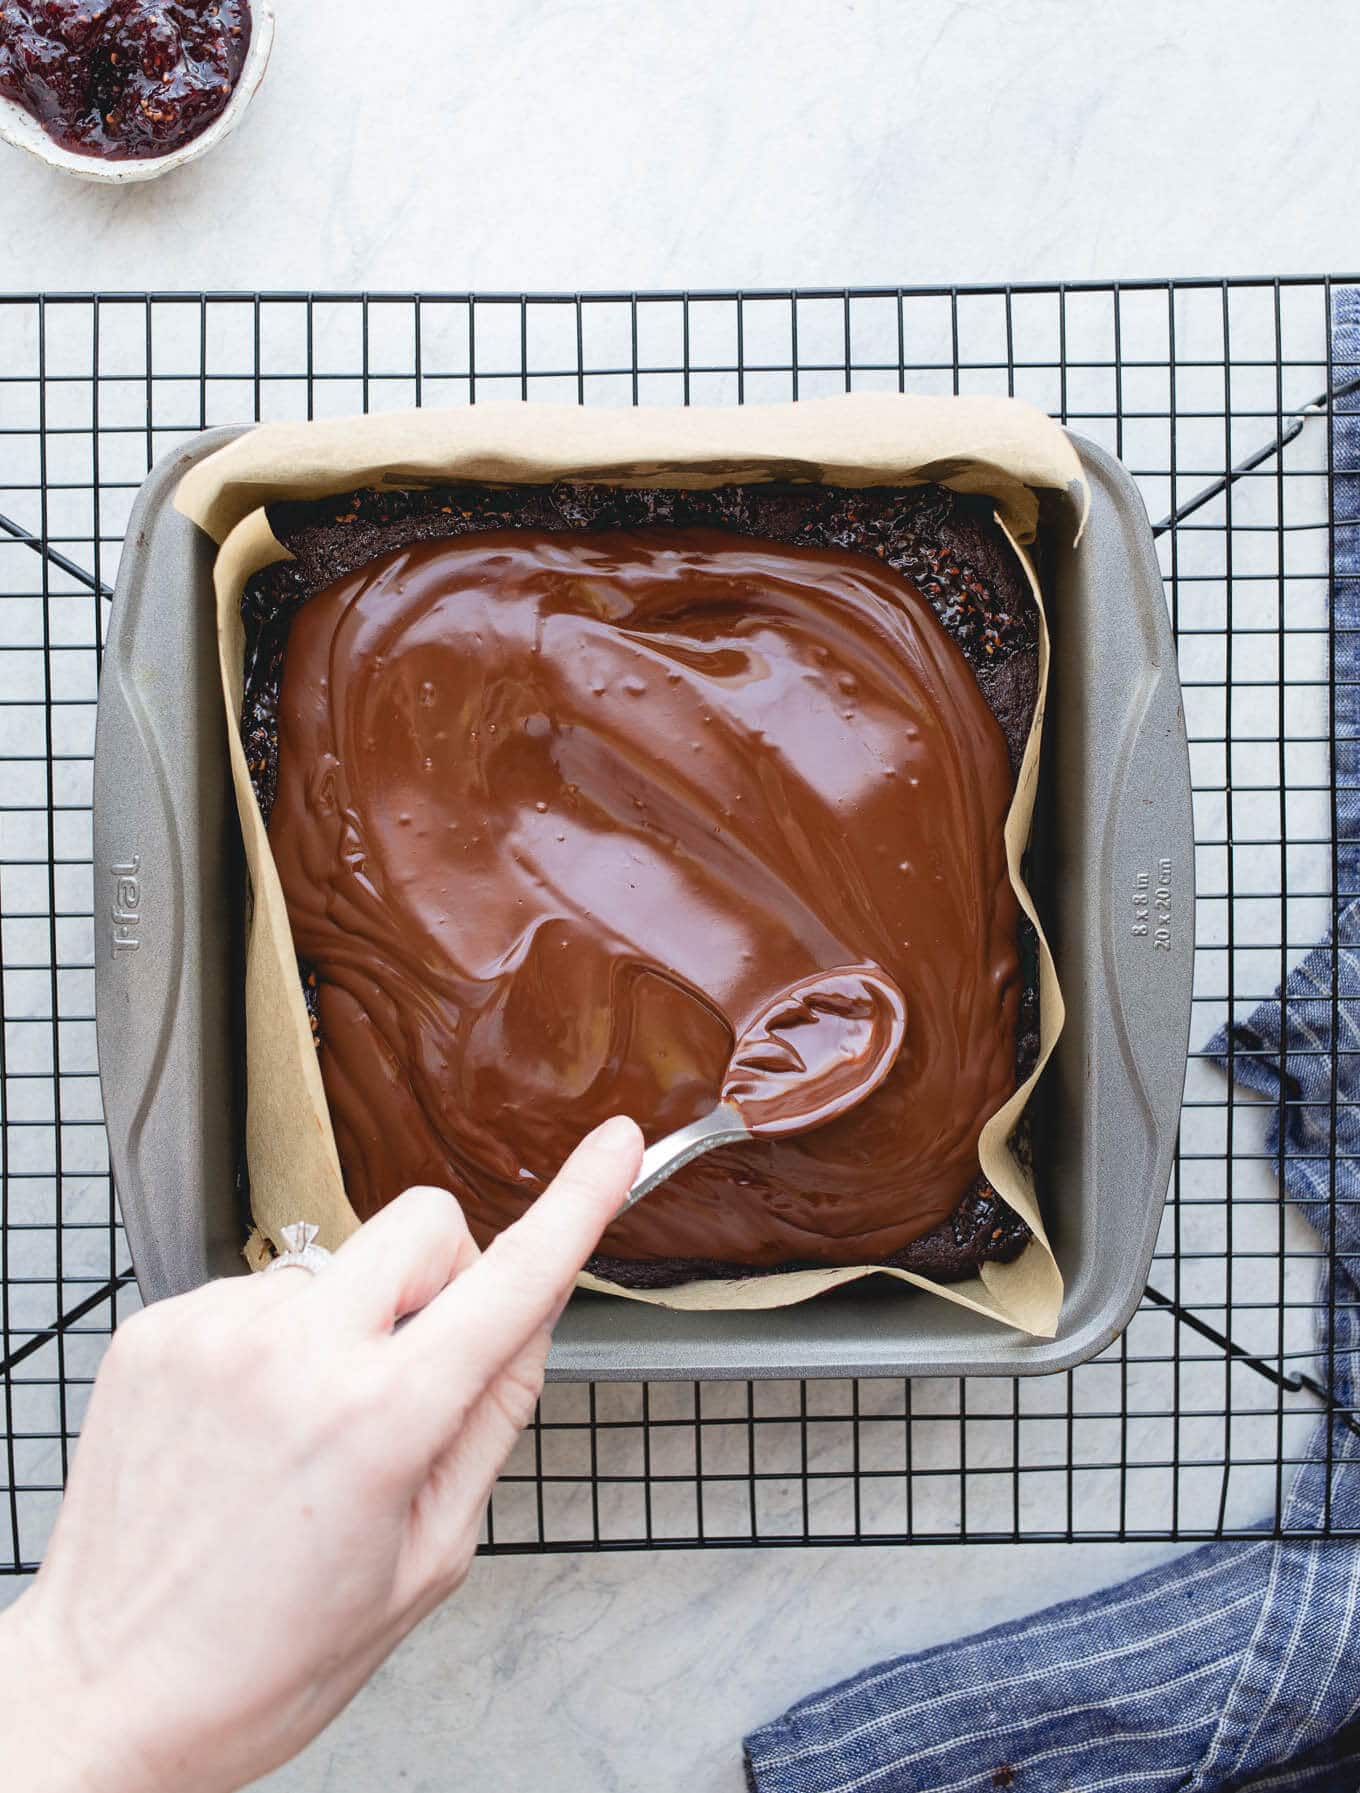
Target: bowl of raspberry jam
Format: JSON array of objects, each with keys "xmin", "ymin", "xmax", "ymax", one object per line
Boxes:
[{"xmin": 0, "ymin": 0, "xmax": 274, "ymax": 182}]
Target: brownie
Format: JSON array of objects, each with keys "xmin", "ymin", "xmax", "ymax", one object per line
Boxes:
[{"xmin": 241, "ymin": 479, "xmax": 1042, "ymax": 1285}]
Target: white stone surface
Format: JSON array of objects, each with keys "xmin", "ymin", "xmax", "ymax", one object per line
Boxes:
[
  {"xmin": 2, "ymin": 1540, "xmax": 1194, "ymax": 1792},
  {"xmin": 4, "ymin": 1, "xmax": 1357, "ymax": 1787},
  {"xmin": 264, "ymin": 1541, "xmax": 1196, "ymax": 1793},
  {"xmin": 1, "ymin": 0, "xmax": 1359, "ymax": 294}
]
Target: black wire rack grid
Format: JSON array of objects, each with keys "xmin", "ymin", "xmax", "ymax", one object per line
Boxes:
[{"xmin": 1, "ymin": 279, "xmax": 1356, "ymax": 1572}]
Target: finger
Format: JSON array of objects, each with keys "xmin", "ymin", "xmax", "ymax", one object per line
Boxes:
[
  {"xmin": 390, "ymin": 1116, "xmax": 642, "ymax": 1426},
  {"xmin": 314, "ymin": 1186, "xmax": 480, "ymax": 1334},
  {"xmin": 230, "ymin": 1266, "xmax": 315, "ymax": 1323}
]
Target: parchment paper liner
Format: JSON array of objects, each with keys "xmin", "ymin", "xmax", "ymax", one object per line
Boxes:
[{"xmin": 176, "ymin": 393, "xmax": 1084, "ymax": 1336}]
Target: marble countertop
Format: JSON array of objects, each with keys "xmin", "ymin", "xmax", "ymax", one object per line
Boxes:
[
  {"xmin": 5, "ymin": 2, "xmax": 1360, "ymax": 1787},
  {"xmin": 260, "ymin": 1539, "xmax": 1191, "ymax": 1793},
  {"xmin": 2, "ymin": 0, "xmax": 1358, "ymax": 296}
]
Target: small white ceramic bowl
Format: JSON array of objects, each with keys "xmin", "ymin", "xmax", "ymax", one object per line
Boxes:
[{"xmin": 0, "ymin": 0, "xmax": 274, "ymax": 184}]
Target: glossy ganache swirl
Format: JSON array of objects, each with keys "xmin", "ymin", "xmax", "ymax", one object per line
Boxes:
[
  {"xmin": 268, "ymin": 526, "xmax": 1021, "ymax": 1267},
  {"xmin": 720, "ymin": 966, "xmax": 907, "ymax": 1137}
]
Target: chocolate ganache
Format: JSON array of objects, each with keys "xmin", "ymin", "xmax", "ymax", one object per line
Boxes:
[
  {"xmin": 267, "ymin": 524, "xmax": 1023, "ymax": 1269},
  {"xmin": 719, "ymin": 966, "xmax": 907, "ymax": 1137}
]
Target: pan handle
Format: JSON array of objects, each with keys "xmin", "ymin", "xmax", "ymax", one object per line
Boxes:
[
  {"xmin": 1085, "ymin": 441, "xmax": 1196, "ymax": 1230},
  {"xmin": 94, "ymin": 433, "xmax": 244, "ymax": 1302},
  {"xmin": 1105, "ymin": 654, "xmax": 1197, "ymax": 1170}
]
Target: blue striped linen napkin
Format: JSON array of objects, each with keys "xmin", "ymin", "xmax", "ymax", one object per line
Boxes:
[{"xmin": 742, "ymin": 289, "xmax": 1360, "ymax": 1793}]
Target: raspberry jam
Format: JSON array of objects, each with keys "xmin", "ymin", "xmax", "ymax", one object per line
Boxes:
[{"xmin": 0, "ymin": 0, "xmax": 252, "ymax": 161}]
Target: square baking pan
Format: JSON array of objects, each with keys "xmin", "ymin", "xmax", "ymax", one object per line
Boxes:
[{"xmin": 92, "ymin": 427, "xmax": 1193, "ymax": 1381}]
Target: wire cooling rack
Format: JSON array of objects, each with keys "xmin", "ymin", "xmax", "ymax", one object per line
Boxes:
[{"xmin": 2, "ymin": 280, "xmax": 1357, "ymax": 1572}]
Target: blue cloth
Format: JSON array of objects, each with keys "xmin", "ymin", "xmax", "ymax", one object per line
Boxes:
[{"xmin": 743, "ymin": 290, "xmax": 1360, "ymax": 1793}]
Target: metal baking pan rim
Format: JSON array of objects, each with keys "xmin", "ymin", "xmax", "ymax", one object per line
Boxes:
[{"xmin": 93, "ymin": 424, "xmax": 1194, "ymax": 1381}]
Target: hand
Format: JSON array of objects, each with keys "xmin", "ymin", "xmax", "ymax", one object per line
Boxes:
[{"xmin": 0, "ymin": 1115, "xmax": 644, "ymax": 1793}]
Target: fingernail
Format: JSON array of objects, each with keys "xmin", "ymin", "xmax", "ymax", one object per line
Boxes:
[{"xmin": 586, "ymin": 1115, "xmax": 644, "ymax": 1157}]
